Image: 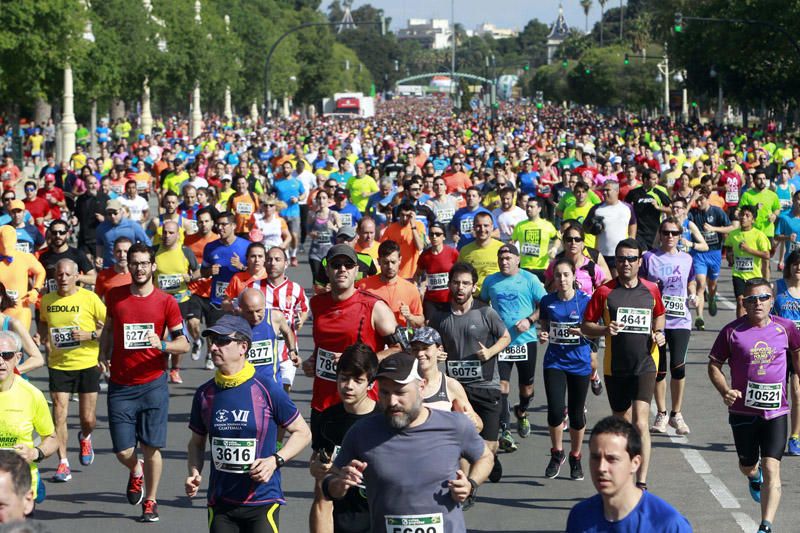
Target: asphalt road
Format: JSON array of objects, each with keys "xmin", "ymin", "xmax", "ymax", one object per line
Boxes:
[{"xmin": 27, "ymin": 257, "xmax": 800, "ymax": 533}]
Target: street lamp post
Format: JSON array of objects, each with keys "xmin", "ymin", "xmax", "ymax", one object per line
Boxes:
[
  {"xmin": 656, "ymin": 43, "xmax": 670, "ymax": 117},
  {"xmin": 61, "ymin": 5, "xmax": 95, "ymax": 163}
]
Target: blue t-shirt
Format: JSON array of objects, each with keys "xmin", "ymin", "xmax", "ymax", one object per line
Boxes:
[
  {"xmin": 332, "ymin": 203, "xmax": 362, "ymax": 228},
  {"xmin": 249, "ymin": 310, "xmax": 281, "ymax": 383},
  {"xmin": 480, "ymin": 269, "xmax": 546, "ymax": 346},
  {"xmin": 13, "ymin": 224, "xmax": 43, "ymax": 254},
  {"xmin": 96, "ymin": 219, "xmax": 151, "ymax": 265},
  {"xmin": 518, "ymin": 171, "xmax": 540, "ymax": 197},
  {"xmin": 272, "ymin": 178, "xmax": 305, "ymax": 219},
  {"xmin": 539, "ymin": 291, "xmax": 592, "ymax": 375},
  {"xmin": 189, "ymin": 374, "xmax": 300, "ymax": 507},
  {"xmin": 329, "ymin": 171, "xmax": 352, "ymax": 185},
  {"xmin": 202, "ymin": 237, "xmax": 251, "ymax": 306},
  {"xmin": 567, "ymin": 491, "xmax": 692, "ymax": 532},
  {"xmin": 96, "ymin": 126, "xmax": 110, "ymax": 143},
  {"xmin": 773, "ymin": 278, "xmax": 800, "ymax": 325},
  {"xmin": 449, "ymin": 206, "xmax": 496, "ymax": 250},
  {"xmin": 776, "ymin": 213, "xmax": 800, "ymax": 263}
]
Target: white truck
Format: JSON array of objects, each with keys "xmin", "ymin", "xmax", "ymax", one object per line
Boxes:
[{"xmin": 322, "ymin": 92, "xmax": 375, "ymax": 118}]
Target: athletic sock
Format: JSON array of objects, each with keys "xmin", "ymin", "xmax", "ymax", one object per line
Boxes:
[
  {"xmin": 518, "ymin": 393, "xmax": 533, "ymax": 412},
  {"xmin": 500, "ymin": 393, "xmax": 510, "ymax": 429},
  {"xmin": 670, "ymin": 411, "xmax": 678, "ymax": 418},
  {"xmin": 60, "ymin": 458, "xmax": 69, "ymax": 466}
]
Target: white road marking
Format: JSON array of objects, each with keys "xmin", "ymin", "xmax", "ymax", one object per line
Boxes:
[
  {"xmin": 715, "ymin": 292, "xmax": 737, "ymax": 311},
  {"xmin": 702, "ymin": 473, "xmax": 740, "ymax": 509},
  {"xmin": 732, "ymin": 511, "xmax": 759, "ymax": 532}
]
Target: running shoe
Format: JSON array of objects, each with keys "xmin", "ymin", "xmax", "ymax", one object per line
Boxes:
[
  {"xmin": 299, "ymin": 245, "xmax": 306, "ymax": 253},
  {"xmin": 669, "ymin": 413, "xmax": 690, "ymax": 435},
  {"xmin": 748, "ymin": 465, "xmax": 763, "ymax": 503},
  {"xmin": 127, "ymin": 460, "xmax": 145, "ymax": 505},
  {"xmin": 191, "ymin": 339, "xmax": 202, "ymax": 361},
  {"xmin": 78, "ymin": 432, "xmax": 94, "ymax": 466},
  {"xmin": 169, "ymin": 368, "xmax": 183, "ymax": 384},
  {"xmin": 695, "ymin": 317, "xmax": 705, "ymax": 331},
  {"xmin": 51, "ymin": 463, "xmax": 72, "ymax": 482},
  {"xmin": 650, "ymin": 412, "xmax": 668, "ymax": 433},
  {"xmin": 498, "ymin": 429, "xmax": 518, "ymax": 453},
  {"xmin": 569, "ymin": 454, "xmax": 584, "ymax": 480},
  {"xmin": 488, "ymin": 455, "xmax": 503, "ymax": 483},
  {"xmin": 545, "ymin": 448, "xmax": 566, "ymax": 479},
  {"xmin": 35, "ymin": 474, "xmax": 46, "ymax": 503},
  {"xmin": 787, "ymin": 436, "xmax": 800, "ymax": 456},
  {"xmin": 591, "ymin": 376, "xmax": 603, "ymax": 396},
  {"xmin": 139, "ymin": 499, "xmax": 159, "ymax": 522},
  {"xmin": 205, "ymin": 358, "xmax": 215, "ymax": 370},
  {"xmin": 708, "ymin": 294, "xmax": 718, "ymax": 316},
  {"xmin": 758, "ymin": 522, "xmax": 772, "ymax": 533},
  {"xmin": 70, "ymin": 392, "xmax": 78, "ymax": 402},
  {"xmin": 514, "ymin": 405, "xmax": 531, "ymax": 438}
]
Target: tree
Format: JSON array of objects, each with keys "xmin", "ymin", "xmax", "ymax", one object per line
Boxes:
[
  {"xmin": 580, "ymin": 0, "xmax": 592, "ymax": 33},
  {"xmin": 598, "ymin": 0, "xmax": 607, "ymax": 45}
]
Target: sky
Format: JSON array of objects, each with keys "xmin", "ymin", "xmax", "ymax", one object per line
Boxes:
[{"xmin": 323, "ymin": 0, "xmax": 609, "ymax": 33}]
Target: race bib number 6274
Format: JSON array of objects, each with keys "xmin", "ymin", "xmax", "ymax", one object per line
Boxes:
[{"xmin": 123, "ymin": 323, "xmax": 155, "ymax": 350}]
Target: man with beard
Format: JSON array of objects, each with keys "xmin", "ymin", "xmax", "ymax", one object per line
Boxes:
[
  {"xmin": 323, "ymin": 352, "xmax": 494, "ymax": 532},
  {"xmin": 39, "ymin": 220, "xmax": 96, "ymax": 295},
  {"xmin": 99, "ymin": 243, "xmax": 189, "ymax": 522}
]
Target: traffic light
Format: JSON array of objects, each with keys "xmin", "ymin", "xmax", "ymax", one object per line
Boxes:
[
  {"xmin": 691, "ymin": 101, "xmax": 698, "ymax": 108},
  {"xmin": 584, "ymin": 66, "xmax": 591, "ymax": 75},
  {"xmin": 524, "ymin": 63, "xmax": 530, "ymax": 71},
  {"xmin": 674, "ymin": 12, "xmax": 683, "ymax": 33},
  {"xmin": 562, "ymin": 59, "xmax": 568, "ymax": 68},
  {"xmin": 535, "ymin": 91, "xmax": 543, "ymax": 109},
  {"xmin": 624, "ymin": 54, "xmax": 630, "ymax": 65}
]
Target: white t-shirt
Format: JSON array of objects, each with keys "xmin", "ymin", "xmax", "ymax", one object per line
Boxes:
[
  {"xmin": 592, "ymin": 201, "xmax": 636, "ymax": 256},
  {"xmin": 118, "ymin": 195, "xmax": 150, "ymax": 223},
  {"xmin": 297, "ymin": 170, "xmax": 316, "ymax": 195},
  {"xmin": 493, "ymin": 206, "xmax": 527, "ymax": 242},
  {"xmin": 181, "ymin": 177, "xmax": 208, "ymax": 191}
]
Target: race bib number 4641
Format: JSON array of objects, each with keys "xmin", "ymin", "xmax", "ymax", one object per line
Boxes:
[{"xmin": 616, "ymin": 307, "xmax": 652, "ymax": 334}]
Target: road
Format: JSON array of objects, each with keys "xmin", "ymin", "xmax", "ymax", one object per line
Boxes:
[{"xmin": 29, "ymin": 257, "xmax": 800, "ymax": 532}]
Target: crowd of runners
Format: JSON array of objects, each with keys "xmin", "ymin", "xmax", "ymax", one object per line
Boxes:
[{"xmin": 0, "ymin": 97, "xmax": 799, "ymax": 532}]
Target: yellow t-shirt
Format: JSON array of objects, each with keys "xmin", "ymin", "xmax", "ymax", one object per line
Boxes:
[
  {"xmin": 346, "ymin": 175, "xmax": 379, "ymax": 212},
  {"xmin": 511, "ymin": 218, "xmax": 561, "ymax": 270},
  {"xmin": 41, "ymin": 287, "xmax": 106, "ymax": 370},
  {"xmin": 561, "ymin": 203, "xmax": 596, "ymax": 248},
  {"xmin": 458, "ymin": 238, "xmax": 504, "ymax": 292},
  {"xmin": 724, "ymin": 227, "xmax": 771, "ymax": 280},
  {"xmin": 0, "ymin": 377, "xmax": 55, "ymax": 498}
]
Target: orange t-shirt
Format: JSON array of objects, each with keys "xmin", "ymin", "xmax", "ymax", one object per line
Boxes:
[
  {"xmin": 185, "ymin": 231, "xmax": 219, "ymax": 298},
  {"xmin": 380, "ymin": 221, "xmax": 424, "ymax": 280},
  {"xmin": 356, "ymin": 274, "xmax": 422, "ymax": 327},
  {"xmin": 354, "ymin": 240, "xmax": 380, "ymax": 269},
  {"xmin": 225, "ymin": 270, "xmax": 268, "ymax": 302},
  {"xmin": 229, "ymin": 193, "xmax": 258, "ymax": 234},
  {"xmin": 443, "ymin": 171, "xmax": 472, "ymax": 194},
  {"xmin": 94, "ymin": 267, "xmax": 132, "ymax": 300}
]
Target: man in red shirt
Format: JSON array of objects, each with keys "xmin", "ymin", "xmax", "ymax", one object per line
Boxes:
[
  {"xmin": 99, "ymin": 243, "xmax": 189, "ymax": 522},
  {"xmin": 37, "ymin": 173, "xmax": 67, "ymax": 221},
  {"xmin": 416, "ymin": 221, "xmax": 459, "ymax": 318},
  {"xmin": 22, "ymin": 180, "xmax": 51, "ymax": 234}
]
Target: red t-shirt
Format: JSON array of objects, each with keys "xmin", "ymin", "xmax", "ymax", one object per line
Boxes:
[
  {"xmin": 310, "ymin": 289, "xmax": 383, "ymax": 412},
  {"xmin": 717, "ymin": 171, "xmax": 743, "ymax": 207},
  {"xmin": 37, "ymin": 187, "xmax": 65, "ymax": 220},
  {"xmin": 106, "ymin": 285, "xmax": 183, "ymax": 385},
  {"xmin": 417, "ymin": 245, "xmax": 459, "ymax": 303},
  {"xmin": 23, "ymin": 196, "xmax": 51, "ymax": 232}
]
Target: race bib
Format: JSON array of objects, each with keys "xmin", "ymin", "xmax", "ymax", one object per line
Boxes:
[
  {"xmin": 211, "ymin": 437, "xmax": 256, "ymax": 473},
  {"xmin": 385, "ymin": 514, "xmax": 444, "ymax": 533},
  {"xmin": 247, "ymin": 339, "xmax": 274, "ymax": 367},
  {"xmin": 427, "ymin": 272, "xmax": 449, "ymax": 291},
  {"xmin": 616, "ymin": 307, "xmax": 652, "ymax": 334},
  {"xmin": 214, "ymin": 281, "xmax": 229, "ymax": 300},
  {"xmin": 14, "ymin": 241, "xmax": 31, "ymax": 253},
  {"xmin": 317, "ymin": 231, "xmax": 331, "ymax": 245},
  {"xmin": 498, "ymin": 343, "xmax": 528, "ymax": 361},
  {"xmin": 781, "ymin": 198, "xmax": 791, "ymax": 210},
  {"xmin": 435, "ymin": 207, "xmax": 454, "ymax": 223},
  {"xmin": 744, "ymin": 381, "xmax": 782, "ymax": 410},
  {"xmin": 46, "ymin": 279, "xmax": 57, "ymax": 293},
  {"xmin": 734, "ymin": 256, "xmax": 754, "ymax": 273},
  {"xmin": 725, "ymin": 190, "xmax": 739, "ymax": 203},
  {"xmin": 446, "ymin": 360, "xmax": 482, "ymax": 383},
  {"xmin": 521, "ymin": 243, "xmax": 540, "ymax": 256},
  {"xmin": 123, "ymin": 323, "xmax": 155, "ymax": 350},
  {"xmin": 316, "ymin": 348, "xmax": 339, "ymax": 381},
  {"xmin": 6, "ymin": 289, "xmax": 18, "ymax": 302},
  {"xmin": 702, "ymin": 231, "xmax": 719, "ymax": 246},
  {"xmin": 158, "ymin": 274, "xmax": 183, "ymax": 292},
  {"xmin": 662, "ymin": 295, "xmax": 686, "ymax": 318},
  {"xmin": 50, "ymin": 326, "xmax": 79, "ymax": 349},
  {"xmin": 550, "ymin": 322, "xmax": 580, "ymax": 345},
  {"xmin": 236, "ymin": 202, "xmax": 254, "ymax": 215},
  {"xmin": 459, "ymin": 217, "xmax": 473, "ymax": 235},
  {"xmin": 340, "ymin": 214, "xmax": 353, "ymax": 227},
  {"xmin": 136, "ymin": 180, "xmax": 148, "ymax": 191},
  {"xmin": 185, "ymin": 219, "xmax": 198, "ymax": 234}
]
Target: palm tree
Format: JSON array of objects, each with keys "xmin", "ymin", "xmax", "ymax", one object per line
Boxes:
[
  {"xmin": 598, "ymin": 0, "xmax": 607, "ymax": 45},
  {"xmin": 580, "ymin": 0, "xmax": 592, "ymax": 34}
]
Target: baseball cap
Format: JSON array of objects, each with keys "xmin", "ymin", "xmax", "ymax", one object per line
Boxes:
[
  {"xmin": 201, "ymin": 315, "xmax": 252, "ymax": 341},
  {"xmin": 9, "ymin": 200, "xmax": 24, "ymax": 212},
  {"xmin": 326, "ymin": 244, "xmax": 358, "ymax": 264},
  {"xmin": 106, "ymin": 199, "xmax": 123, "ymax": 212},
  {"xmin": 334, "ymin": 187, "xmax": 347, "ymax": 199},
  {"xmin": 44, "ymin": 173, "xmax": 56, "ymax": 183},
  {"xmin": 497, "ymin": 243, "xmax": 519, "ymax": 256},
  {"xmin": 410, "ymin": 327, "xmax": 442, "ymax": 346},
  {"xmin": 335, "ymin": 225, "xmax": 356, "ymax": 241},
  {"xmin": 375, "ymin": 352, "xmax": 422, "ymax": 384}
]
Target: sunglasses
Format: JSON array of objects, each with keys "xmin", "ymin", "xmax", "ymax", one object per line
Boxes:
[
  {"xmin": 2, "ymin": 197, "xmax": 13, "ymax": 201},
  {"xmin": 265, "ymin": 204, "xmax": 276, "ymax": 208},
  {"xmin": 615, "ymin": 255, "xmax": 640, "ymax": 263},
  {"xmin": 430, "ymin": 231, "xmax": 445, "ymax": 237},
  {"xmin": 24, "ymin": 187, "xmax": 35, "ymax": 191},
  {"xmin": 661, "ymin": 230, "xmax": 682, "ymax": 237},
  {"xmin": 209, "ymin": 334, "xmax": 238, "ymax": 347},
  {"xmin": 564, "ymin": 236, "xmax": 584, "ymax": 243},
  {"xmin": 50, "ymin": 230, "xmax": 68, "ymax": 236},
  {"xmin": 743, "ymin": 293, "xmax": 771, "ymax": 304},
  {"xmin": 0, "ymin": 351, "xmax": 17, "ymax": 361},
  {"xmin": 330, "ymin": 260, "xmax": 357, "ymax": 270}
]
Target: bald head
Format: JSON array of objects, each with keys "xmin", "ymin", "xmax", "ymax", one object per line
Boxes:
[
  {"xmin": 238, "ymin": 288, "xmax": 266, "ymax": 325},
  {"xmin": 162, "ymin": 220, "xmax": 180, "ymax": 248}
]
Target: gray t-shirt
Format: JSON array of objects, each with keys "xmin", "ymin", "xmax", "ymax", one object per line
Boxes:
[
  {"xmin": 428, "ymin": 300, "xmax": 507, "ymax": 389},
  {"xmin": 334, "ymin": 409, "xmax": 485, "ymax": 533}
]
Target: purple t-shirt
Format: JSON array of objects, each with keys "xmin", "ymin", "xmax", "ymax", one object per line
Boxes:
[
  {"xmin": 710, "ymin": 315, "xmax": 800, "ymax": 420},
  {"xmin": 640, "ymin": 249, "xmax": 695, "ymax": 330}
]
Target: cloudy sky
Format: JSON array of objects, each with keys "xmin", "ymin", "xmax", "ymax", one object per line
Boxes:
[{"xmin": 323, "ymin": 0, "xmax": 609, "ymax": 33}]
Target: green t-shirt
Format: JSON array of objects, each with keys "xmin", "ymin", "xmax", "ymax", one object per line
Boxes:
[
  {"xmin": 557, "ymin": 190, "xmax": 601, "ymax": 213},
  {"xmin": 511, "ymin": 218, "xmax": 559, "ymax": 270},
  {"xmin": 724, "ymin": 227, "xmax": 770, "ymax": 280},
  {"xmin": 739, "ymin": 188, "xmax": 781, "ymax": 237},
  {"xmin": 562, "ymin": 202, "xmax": 596, "ymax": 248}
]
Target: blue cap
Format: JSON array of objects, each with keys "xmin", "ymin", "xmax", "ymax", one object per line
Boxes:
[
  {"xmin": 202, "ymin": 315, "xmax": 252, "ymax": 341},
  {"xmin": 410, "ymin": 327, "xmax": 442, "ymax": 346}
]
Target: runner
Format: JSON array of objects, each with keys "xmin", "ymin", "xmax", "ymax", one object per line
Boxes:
[
  {"xmin": 202, "ymin": 211, "xmax": 250, "ymax": 326},
  {"xmin": 380, "ymin": 202, "xmax": 425, "ymax": 281},
  {"xmin": 39, "ymin": 220, "xmax": 97, "ymax": 295},
  {"xmin": 222, "ymin": 242, "xmax": 268, "ymax": 313},
  {"xmin": 323, "ymin": 352, "xmax": 494, "ymax": 532},
  {"xmin": 640, "ymin": 218, "xmax": 696, "ymax": 435},
  {"xmin": 99, "ymin": 243, "xmax": 189, "ymax": 522},
  {"xmin": 566, "ymin": 417, "xmax": 691, "ymax": 532},
  {"xmin": 308, "ymin": 344, "xmax": 378, "ymax": 533},
  {"xmin": 0, "ymin": 226, "xmax": 45, "ymax": 330},
  {"xmin": 306, "ymin": 190, "xmax": 341, "ymax": 288},
  {"xmin": 40, "ymin": 259, "xmax": 106, "ymax": 483},
  {"xmin": 708, "ymin": 278, "xmax": 800, "ymax": 533},
  {"xmin": 237, "ymin": 288, "xmax": 298, "ymax": 384},
  {"xmin": 626, "ymin": 170, "xmax": 671, "ymax": 252},
  {"xmin": 724, "ymin": 205, "xmax": 771, "ymax": 317},
  {"xmin": 185, "ymin": 315, "xmax": 311, "ymax": 533},
  {"xmin": 96, "ymin": 199, "xmax": 151, "ymax": 267},
  {"xmin": 585, "ymin": 180, "xmax": 637, "ymax": 277},
  {"xmin": 739, "ymin": 169, "xmax": 781, "ymax": 280},
  {"xmin": 458, "ymin": 212, "xmax": 504, "ymax": 292},
  {"xmin": 416, "ymin": 221, "xmax": 460, "ymax": 319},
  {"xmin": 95, "ymin": 237, "xmax": 133, "ymax": 300},
  {"xmin": 772, "ymin": 250, "xmax": 800, "ymax": 456},
  {"xmin": 450, "ymin": 187, "xmax": 495, "ymax": 250},
  {"xmin": 538, "ymin": 258, "xmax": 592, "ymax": 480},
  {"xmin": 480, "ymin": 244, "xmax": 546, "ymax": 451},
  {"xmin": 511, "ymin": 197, "xmax": 561, "ymax": 283},
  {"xmin": 581, "ymin": 238, "xmax": 666, "ymax": 489},
  {"xmin": 184, "ymin": 207, "xmax": 219, "ymax": 361},
  {"xmin": 492, "ymin": 187, "xmax": 526, "ymax": 242},
  {"xmin": 428, "ymin": 262, "xmax": 511, "ymax": 482}
]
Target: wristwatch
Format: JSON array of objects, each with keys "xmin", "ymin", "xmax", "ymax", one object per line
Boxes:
[
  {"xmin": 34, "ymin": 447, "xmax": 44, "ymax": 463},
  {"xmin": 272, "ymin": 453, "xmax": 285, "ymax": 469},
  {"xmin": 466, "ymin": 477, "xmax": 479, "ymax": 505},
  {"xmin": 91, "ymin": 331, "xmax": 98, "ymax": 341}
]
